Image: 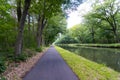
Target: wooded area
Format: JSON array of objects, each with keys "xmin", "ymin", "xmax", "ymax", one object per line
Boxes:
[
  {"xmin": 0, "ymin": 0, "xmax": 81, "ymax": 55},
  {"xmin": 56, "ymin": 0, "xmax": 120, "ymax": 44}
]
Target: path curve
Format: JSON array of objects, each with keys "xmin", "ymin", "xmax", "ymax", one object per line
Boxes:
[{"xmin": 23, "ymin": 46, "xmax": 79, "ymax": 80}]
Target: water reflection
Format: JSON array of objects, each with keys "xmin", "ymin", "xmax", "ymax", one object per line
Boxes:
[{"xmin": 59, "ymin": 45, "xmax": 120, "ymax": 72}]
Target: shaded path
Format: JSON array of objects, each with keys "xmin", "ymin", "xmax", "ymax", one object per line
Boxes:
[{"xmin": 23, "ymin": 46, "xmax": 79, "ymax": 80}]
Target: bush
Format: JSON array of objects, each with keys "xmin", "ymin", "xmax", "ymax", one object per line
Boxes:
[
  {"xmin": 0, "ymin": 60, "xmax": 6, "ymax": 74},
  {"xmin": 14, "ymin": 53, "xmax": 28, "ymax": 62},
  {"xmin": 0, "ymin": 77, "xmax": 6, "ymax": 80},
  {"xmin": 35, "ymin": 47, "xmax": 42, "ymax": 52},
  {"xmin": 6, "ymin": 53, "xmax": 27, "ymax": 62}
]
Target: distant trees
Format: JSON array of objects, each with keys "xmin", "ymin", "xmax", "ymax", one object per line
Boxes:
[
  {"xmin": 56, "ymin": 0, "xmax": 120, "ymax": 44},
  {"xmin": 43, "ymin": 14, "xmax": 67, "ymax": 45},
  {"xmin": 70, "ymin": 24, "xmax": 89, "ymax": 43}
]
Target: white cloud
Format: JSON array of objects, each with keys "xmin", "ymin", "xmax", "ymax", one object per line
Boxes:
[
  {"xmin": 67, "ymin": 11, "xmax": 81, "ymax": 28},
  {"xmin": 67, "ymin": 0, "xmax": 93, "ymax": 28}
]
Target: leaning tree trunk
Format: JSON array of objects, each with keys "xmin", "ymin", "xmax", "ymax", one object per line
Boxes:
[{"xmin": 15, "ymin": 0, "xmax": 31, "ymax": 55}]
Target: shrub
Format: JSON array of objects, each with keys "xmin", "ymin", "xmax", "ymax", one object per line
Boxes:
[
  {"xmin": 0, "ymin": 60, "xmax": 6, "ymax": 74},
  {"xmin": 6, "ymin": 53, "xmax": 27, "ymax": 62},
  {"xmin": 35, "ymin": 47, "xmax": 42, "ymax": 52},
  {"xmin": 14, "ymin": 53, "xmax": 28, "ymax": 62},
  {"xmin": 0, "ymin": 77, "xmax": 6, "ymax": 80}
]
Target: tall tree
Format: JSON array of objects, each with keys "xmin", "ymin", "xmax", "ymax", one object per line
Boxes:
[
  {"xmin": 16, "ymin": 0, "xmax": 22, "ymax": 23},
  {"xmin": 31, "ymin": 0, "xmax": 63, "ymax": 48},
  {"xmin": 15, "ymin": 0, "xmax": 31, "ymax": 55},
  {"xmin": 91, "ymin": 0, "xmax": 120, "ymax": 42}
]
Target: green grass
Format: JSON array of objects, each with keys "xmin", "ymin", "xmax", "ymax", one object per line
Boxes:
[
  {"xmin": 57, "ymin": 43, "xmax": 120, "ymax": 48},
  {"xmin": 55, "ymin": 46, "xmax": 120, "ymax": 80},
  {"xmin": 77, "ymin": 43, "xmax": 120, "ymax": 48}
]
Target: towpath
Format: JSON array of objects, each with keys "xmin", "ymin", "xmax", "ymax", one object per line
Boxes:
[{"xmin": 23, "ymin": 46, "xmax": 79, "ymax": 80}]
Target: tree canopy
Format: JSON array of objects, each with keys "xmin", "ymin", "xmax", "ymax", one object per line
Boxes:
[
  {"xmin": 56, "ymin": 0, "xmax": 120, "ymax": 44},
  {"xmin": 0, "ymin": 0, "xmax": 82, "ymax": 55}
]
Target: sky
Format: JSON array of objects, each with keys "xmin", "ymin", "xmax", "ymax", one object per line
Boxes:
[{"xmin": 67, "ymin": 0, "xmax": 93, "ymax": 28}]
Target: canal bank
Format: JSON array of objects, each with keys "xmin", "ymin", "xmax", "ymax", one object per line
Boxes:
[
  {"xmin": 58, "ymin": 43, "xmax": 120, "ymax": 48},
  {"xmin": 58, "ymin": 45, "xmax": 120, "ymax": 72},
  {"xmin": 55, "ymin": 46, "xmax": 120, "ymax": 80}
]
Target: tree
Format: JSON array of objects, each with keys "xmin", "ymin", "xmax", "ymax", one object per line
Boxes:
[
  {"xmin": 15, "ymin": 0, "xmax": 31, "ymax": 55},
  {"xmin": 16, "ymin": 0, "xmax": 22, "ymax": 23},
  {"xmin": 70, "ymin": 24, "xmax": 89, "ymax": 43},
  {"xmin": 91, "ymin": 0, "xmax": 120, "ymax": 42},
  {"xmin": 56, "ymin": 34, "xmax": 79, "ymax": 44},
  {"xmin": 30, "ymin": 0, "xmax": 63, "ymax": 48}
]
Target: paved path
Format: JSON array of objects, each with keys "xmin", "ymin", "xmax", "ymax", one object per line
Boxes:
[{"xmin": 23, "ymin": 46, "xmax": 79, "ymax": 80}]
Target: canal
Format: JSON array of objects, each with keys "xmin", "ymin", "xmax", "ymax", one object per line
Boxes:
[{"xmin": 59, "ymin": 45, "xmax": 120, "ymax": 72}]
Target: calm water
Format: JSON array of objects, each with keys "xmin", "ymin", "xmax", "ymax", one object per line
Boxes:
[{"xmin": 59, "ymin": 45, "xmax": 120, "ymax": 72}]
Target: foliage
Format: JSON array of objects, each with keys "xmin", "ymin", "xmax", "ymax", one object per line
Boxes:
[
  {"xmin": 14, "ymin": 53, "xmax": 28, "ymax": 62},
  {"xmin": 56, "ymin": 34, "xmax": 78, "ymax": 44},
  {"xmin": 83, "ymin": 0, "xmax": 120, "ymax": 43},
  {"xmin": 70, "ymin": 24, "xmax": 90, "ymax": 43},
  {"xmin": 55, "ymin": 46, "xmax": 120, "ymax": 80},
  {"xmin": 0, "ymin": 77, "xmax": 6, "ymax": 80},
  {"xmin": 57, "ymin": 0, "xmax": 120, "ymax": 44},
  {"xmin": 35, "ymin": 47, "xmax": 43, "ymax": 52},
  {"xmin": 0, "ymin": 60, "xmax": 6, "ymax": 74},
  {"xmin": 0, "ymin": 0, "xmax": 16, "ymax": 51},
  {"xmin": 43, "ymin": 14, "xmax": 67, "ymax": 45}
]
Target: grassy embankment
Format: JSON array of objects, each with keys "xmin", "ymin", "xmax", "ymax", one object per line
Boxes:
[
  {"xmin": 58, "ymin": 43, "xmax": 120, "ymax": 48},
  {"xmin": 55, "ymin": 46, "xmax": 120, "ymax": 80}
]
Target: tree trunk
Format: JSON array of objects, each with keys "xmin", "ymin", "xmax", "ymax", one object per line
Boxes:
[
  {"xmin": 91, "ymin": 26, "xmax": 95, "ymax": 43},
  {"xmin": 113, "ymin": 29, "xmax": 119, "ymax": 43},
  {"xmin": 27, "ymin": 13, "xmax": 31, "ymax": 46},
  {"xmin": 36, "ymin": 15, "xmax": 41, "ymax": 48},
  {"xmin": 105, "ymin": 13, "xmax": 119, "ymax": 43},
  {"xmin": 36, "ymin": 15, "xmax": 47, "ymax": 48},
  {"xmin": 15, "ymin": 0, "xmax": 31, "ymax": 55},
  {"xmin": 28, "ymin": 13, "xmax": 31, "ymax": 34},
  {"xmin": 17, "ymin": 0, "xmax": 22, "ymax": 23},
  {"xmin": 36, "ymin": 23, "xmax": 43, "ymax": 48},
  {"xmin": 112, "ymin": 15, "xmax": 119, "ymax": 43}
]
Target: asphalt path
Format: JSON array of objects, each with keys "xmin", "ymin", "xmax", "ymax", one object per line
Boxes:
[{"xmin": 23, "ymin": 46, "xmax": 79, "ymax": 80}]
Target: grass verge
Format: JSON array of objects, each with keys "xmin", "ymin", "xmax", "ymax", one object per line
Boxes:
[
  {"xmin": 57, "ymin": 43, "xmax": 120, "ymax": 48},
  {"xmin": 55, "ymin": 46, "xmax": 120, "ymax": 80}
]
